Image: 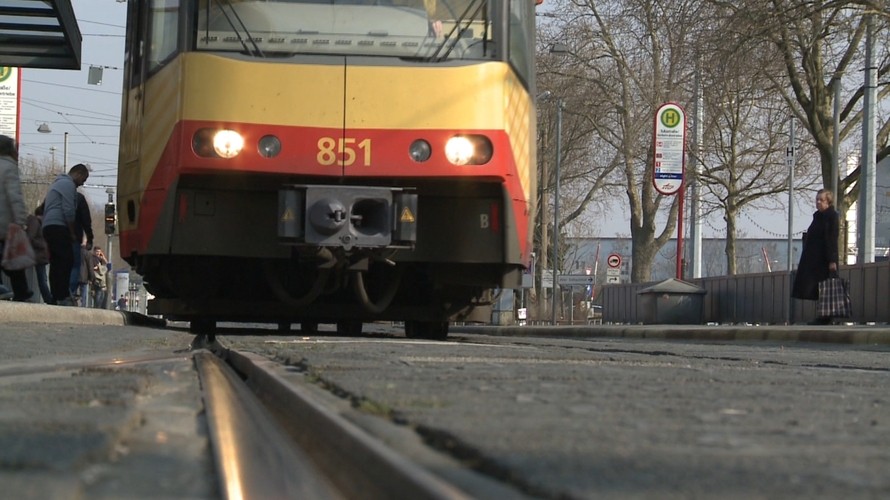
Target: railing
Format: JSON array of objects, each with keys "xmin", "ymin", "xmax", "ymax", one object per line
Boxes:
[{"xmin": 600, "ymin": 260, "xmax": 890, "ymax": 325}]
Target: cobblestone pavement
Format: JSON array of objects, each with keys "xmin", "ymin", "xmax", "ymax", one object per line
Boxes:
[{"xmin": 0, "ymin": 322, "xmax": 215, "ymax": 500}]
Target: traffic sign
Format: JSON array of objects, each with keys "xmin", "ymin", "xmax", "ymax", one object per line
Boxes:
[
  {"xmin": 557, "ymin": 274, "xmax": 595, "ymax": 286},
  {"xmin": 606, "ymin": 275, "xmax": 620, "ymax": 284},
  {"xmin": 606, "ymin": 267, "xmax": 620, "ymax": 277},
  {"xmin": 542, "ymin": 269, "xmax": 553, "ymax": 289},
  {"xmin": 607, "ymin": 253, "xmax": 622, "ymax": 268}
]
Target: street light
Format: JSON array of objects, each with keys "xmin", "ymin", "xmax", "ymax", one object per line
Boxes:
[
  {"xmin": 105, "ymin": 188, "xmax": 115, "ymax": 309},
  {"xmin": 535, "ymin": 91, "xmax": 553, "ymax": 323},
  {"xmin": 37, "ymin": 123, "xmax": 67, "ymax": 170},
  {"xmin": 547, "ymin": 43, "xmax": 568, "ymax": 325},
  {"xmin": 551, "ymin": 97, "xmax": 563, "ymax": 325},
  {"xmin": 538, "ymin": 91, "xmax": 563, "ymax": 325}
]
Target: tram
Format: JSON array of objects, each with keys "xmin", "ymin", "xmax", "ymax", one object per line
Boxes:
[{"xmin": 117, "ymin": 0, "xmax": 537, "ymax": 339}]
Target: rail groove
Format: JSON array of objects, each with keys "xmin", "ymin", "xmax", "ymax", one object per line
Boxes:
[{"xmin": 196, "ymin": 349, "xmax": 469, "ymax": 499}]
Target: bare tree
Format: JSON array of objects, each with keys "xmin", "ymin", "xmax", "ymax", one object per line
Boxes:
[
  {"xmin": 18, "ymin": 154, "xmax": 56, "ymax": 212},
  {"xmin": 535, "ymin": 0, "xmax": 887, "ymax": 281},
  {"xmin": 534, "ymin": 33, "xmax": 625, "ymax": 295},
  {"xmin": 716, "ymin": 1, "xmax": 890, "ymax": 210},
  {"xmin": 540, "ymin": 0, "xmax": 708, "ymax": 282},
  {"xmin": 692, "ymin": 19, "xmax": 820, "ymax": 274}
]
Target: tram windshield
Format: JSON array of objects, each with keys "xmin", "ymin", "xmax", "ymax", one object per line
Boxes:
[{"xmin": 194, "ymin": 0, "xmax": 501, "ymax": 61}]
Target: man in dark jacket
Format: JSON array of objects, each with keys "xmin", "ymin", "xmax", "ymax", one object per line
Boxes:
[
  {"xmin": 791, "ymin": 188, "xmax": 840, "ymax": 323},
  {"xmin": 70, "ymin": 191, "xmax": 94, "ymax": 304},
  {"xmin": 42, "ymin": 163, "xmax": 89, "ymax": 306}
]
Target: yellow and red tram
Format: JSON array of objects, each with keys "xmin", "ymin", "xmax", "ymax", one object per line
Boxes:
[{"xmin": 118, "ymin": 0, "xmax": 537, "ymax": 339}]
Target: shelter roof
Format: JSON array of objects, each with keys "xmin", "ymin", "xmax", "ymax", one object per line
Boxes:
[{"xmin": 0, "ymin": 0, "xmax": 80, "ymax": 70}]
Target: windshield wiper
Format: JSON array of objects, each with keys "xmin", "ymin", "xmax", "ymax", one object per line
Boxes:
[
  {"xmin": 214, "ymin": 0, "xmax": 265, "ymax": 57},
  {"xmin": 428, "ymin": 0, "xmax": 486, "ymax": 62}
]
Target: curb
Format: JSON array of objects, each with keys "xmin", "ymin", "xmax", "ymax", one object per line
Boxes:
[
  {"xmin": 4, "ymin": 302, "xmax": 887, "ymax": 345},
  {"xmin": 451, "ymin": 324, "xmax": 890, "ymax": 345},
  {"xmin": 0, "ymin": 301, "xmax": 166, "ymax": 328}
]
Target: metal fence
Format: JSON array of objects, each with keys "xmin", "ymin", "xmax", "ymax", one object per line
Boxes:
[{"xmin": 600, "ymin": 260, "xmax": 890, "ymax": 325}]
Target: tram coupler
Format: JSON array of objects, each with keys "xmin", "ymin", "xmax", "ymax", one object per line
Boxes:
[{"xmin": 278, "ymin": 185, "xmax": 417, "ymax": 250}]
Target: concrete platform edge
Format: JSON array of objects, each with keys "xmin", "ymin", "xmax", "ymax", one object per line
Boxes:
[
  {"xmin": 0, "ymin": 301, "xmax": 166, "ymax": 328},
  {"xmin": 451, "ymin": 324, "xmax": 890, "ymax": 345}
]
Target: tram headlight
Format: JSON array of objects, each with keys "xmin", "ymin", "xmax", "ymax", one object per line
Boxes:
[
  {"xmin": 193, "ymin": 128, "xmax": 245, "ymax": 158},
  {"xmin": 445, "ymin": 135, "xmax": 492, "ymax": 166},
  {"xmin": 212, "ymin": 130, "xmax": 244, "ymax": 158}
]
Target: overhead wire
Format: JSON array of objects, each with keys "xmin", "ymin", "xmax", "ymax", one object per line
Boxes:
[
  {"xmin": 22, "ymin": 98, "xmax": 120, "ymax": 120},
  {"xmin": 23, "ymin": 79, "xmax": 121, "ymax": 96}
]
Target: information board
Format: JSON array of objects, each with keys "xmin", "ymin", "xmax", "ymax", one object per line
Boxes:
[
  {"xmin": 653, "ymin": 103, "xmax": 686, "ymax": 195},
  {"xmin": 0, "ymin": 67, "xmax": 19, "ymax": 140}
]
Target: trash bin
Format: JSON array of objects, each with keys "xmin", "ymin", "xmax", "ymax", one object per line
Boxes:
[{"xmin": 637, "ymin": 278, "xmax": 706, "ymax": 324}]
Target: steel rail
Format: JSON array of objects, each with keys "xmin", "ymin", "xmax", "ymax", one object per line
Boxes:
[
  {"xmin": 219, "ymin": 348, "xmax": 471, "ymax": 500},
  {"xmin": 194, "ymin": 352, "xmax": 342, "ymax": 499}
]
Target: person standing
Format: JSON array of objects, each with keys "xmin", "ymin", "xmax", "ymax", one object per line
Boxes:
[
  {"xmin": 26, "ymin": 203, "xmax": 53, "ymax": 304},
  {"xmin": 90, "ymin": 246, "xmax": 108, "ymax": 309},
  {"xmin": 0, "ymin": 135, "xmax": 34, "ymax": 301},
  {"xmin": 70, "ymin": 191, "xmax": 94, "ymax": 304},
  {"xmin": 42, "ymin": 163, "xmax": 89, "ymax": 306},
  {"xmin": 791, "ymin": 188, "xmax": 840, "ymax": 324},
  {"xmin": 75, "ymin": 244, "xmax": 94, "ymax": 306}
]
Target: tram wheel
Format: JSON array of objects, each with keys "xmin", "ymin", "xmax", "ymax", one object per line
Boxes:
[
  {"xmin": 190, "ymin": 319, "xmax": 216, "ymax": 334},
  {"xmin": 189, "ymin": 319, "xmax": 217, "ymax": 343},
  {"xmin": 405, "ymin": 321, "xmax": 449, "ymax": 341},
  {"xmin": 336, "ymin": 321, "xmax": 363, "ymax": 336}
]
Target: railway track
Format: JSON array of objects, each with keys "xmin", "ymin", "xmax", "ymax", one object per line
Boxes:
[{"xmin": 197, "ymin": 347, "xmax": 480, "ymax": 499}]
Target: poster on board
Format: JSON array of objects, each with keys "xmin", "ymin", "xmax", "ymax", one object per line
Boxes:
[
  {"xmin": 653, "ymin": 102, "xmax": 686, "ymax": 195},
  {"xmin": 0, "ymin": 67, "xmax": 20, "ymax": 141}
]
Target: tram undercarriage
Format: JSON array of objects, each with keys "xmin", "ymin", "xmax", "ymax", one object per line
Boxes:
[{"xmin": 142, "ymin": 255, "xmax": 502, "ymax": 340}]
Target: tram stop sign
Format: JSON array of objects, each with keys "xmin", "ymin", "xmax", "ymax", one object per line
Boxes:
[
  {"xmin": 652, "ymin": 103, "xmax": 687, "ymax": 195},
  {"xmin": 607, "ymin": 253, "xmax": 622, "ymax": 268}
]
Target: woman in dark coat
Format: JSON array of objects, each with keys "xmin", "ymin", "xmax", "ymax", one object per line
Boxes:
[{"xmin": 791, "ymin": 188, "xmax": 839, "ymax": 321}]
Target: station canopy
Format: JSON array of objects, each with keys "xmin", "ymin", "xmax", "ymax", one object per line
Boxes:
[{"xmin": 0, "ymin": 0, "xmax": 81, "ymax": 70}]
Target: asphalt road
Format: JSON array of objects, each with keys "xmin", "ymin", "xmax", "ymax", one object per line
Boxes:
[
  {"xmin": 225, "ymin": 327, "xmax": 890, "ymax": 499},
  {"xmin": 2, "ymin": 304, "xmax": 890, "ymax": 498}
]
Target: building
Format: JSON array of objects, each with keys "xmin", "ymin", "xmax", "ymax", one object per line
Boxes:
[{"xmin": 564, "ymin": 237, "xmax": 803, "ymax": 284}]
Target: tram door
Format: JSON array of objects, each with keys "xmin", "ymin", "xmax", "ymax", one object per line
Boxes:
[{"xmin": 120, "ymin": 0, "xmax": 148, "ymax": 169}]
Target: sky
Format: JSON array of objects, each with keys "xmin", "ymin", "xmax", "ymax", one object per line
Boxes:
[
  {"xmin": 17, "ymin": 0, "xmax": 127, "ymax": 208},
  {"xmin": 13, "ymin": 0, "xmax": 816, "ymax": 242}
]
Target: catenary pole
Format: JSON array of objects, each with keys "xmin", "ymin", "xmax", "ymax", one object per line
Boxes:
[
  {"xmin": 857, "ymin": 15, "xmax": 876, "ymax": 264},
  {"xmin": 832, "ymin": 78, "xmax": 840, "ymax": 212},
  {"xmin": 551, "ymin": 98, "xmax": 562, "ymax": 325},
  {"xmin": 787, "ymin": 118, "xmax": 795, "ymax": 324},
  {"xmin": 106, "ymin": 188, "xmax": 115, "ymax": 309},
  {"xmin": 689, "ymin": 64, "xmax": 703, "ymax": 278}
]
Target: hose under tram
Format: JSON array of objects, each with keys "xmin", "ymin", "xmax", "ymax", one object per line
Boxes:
[{"xmin": 264, "ymin": 249, "xmax": 405, "ymax": 314}]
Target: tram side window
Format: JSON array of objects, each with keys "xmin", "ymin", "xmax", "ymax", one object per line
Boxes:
[
  {"xmin": 507, "ymin": 0, "xmax": 533, "ymax": 85},
  {"xmin": 149, "ymin": 0, "xmax": 180, "ymax": 71}
]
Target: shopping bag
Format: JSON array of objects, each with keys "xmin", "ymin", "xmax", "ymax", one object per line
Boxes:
[
  {"xmin": 817, "ymin": 277, "xmax": 852, "ymax": 318},
  {"xmin": 2, "ymin": 223, "xmax": 36, "ymax": 271}
]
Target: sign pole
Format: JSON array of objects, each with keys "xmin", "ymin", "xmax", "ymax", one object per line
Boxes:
[
  {"xmin": 677, "ymin": 181, "xmax": 685, "ymax": 279},
  {"xmin": 653, "ymin": 103, "xmax": 688, "ymax": 280}
]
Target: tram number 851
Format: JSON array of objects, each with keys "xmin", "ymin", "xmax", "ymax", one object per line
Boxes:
[{"xmin": 317, "ymin": 137, "xmax": 372, "ymax": 167}]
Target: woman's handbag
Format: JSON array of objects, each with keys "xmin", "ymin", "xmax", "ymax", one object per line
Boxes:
[
  {"xmin": 2, "ymin": 223, "xmax": 36, "ymax": 271},
  {"xmin": 817, "ymin": 275, "xmax": 852, "ymax": 318}
]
